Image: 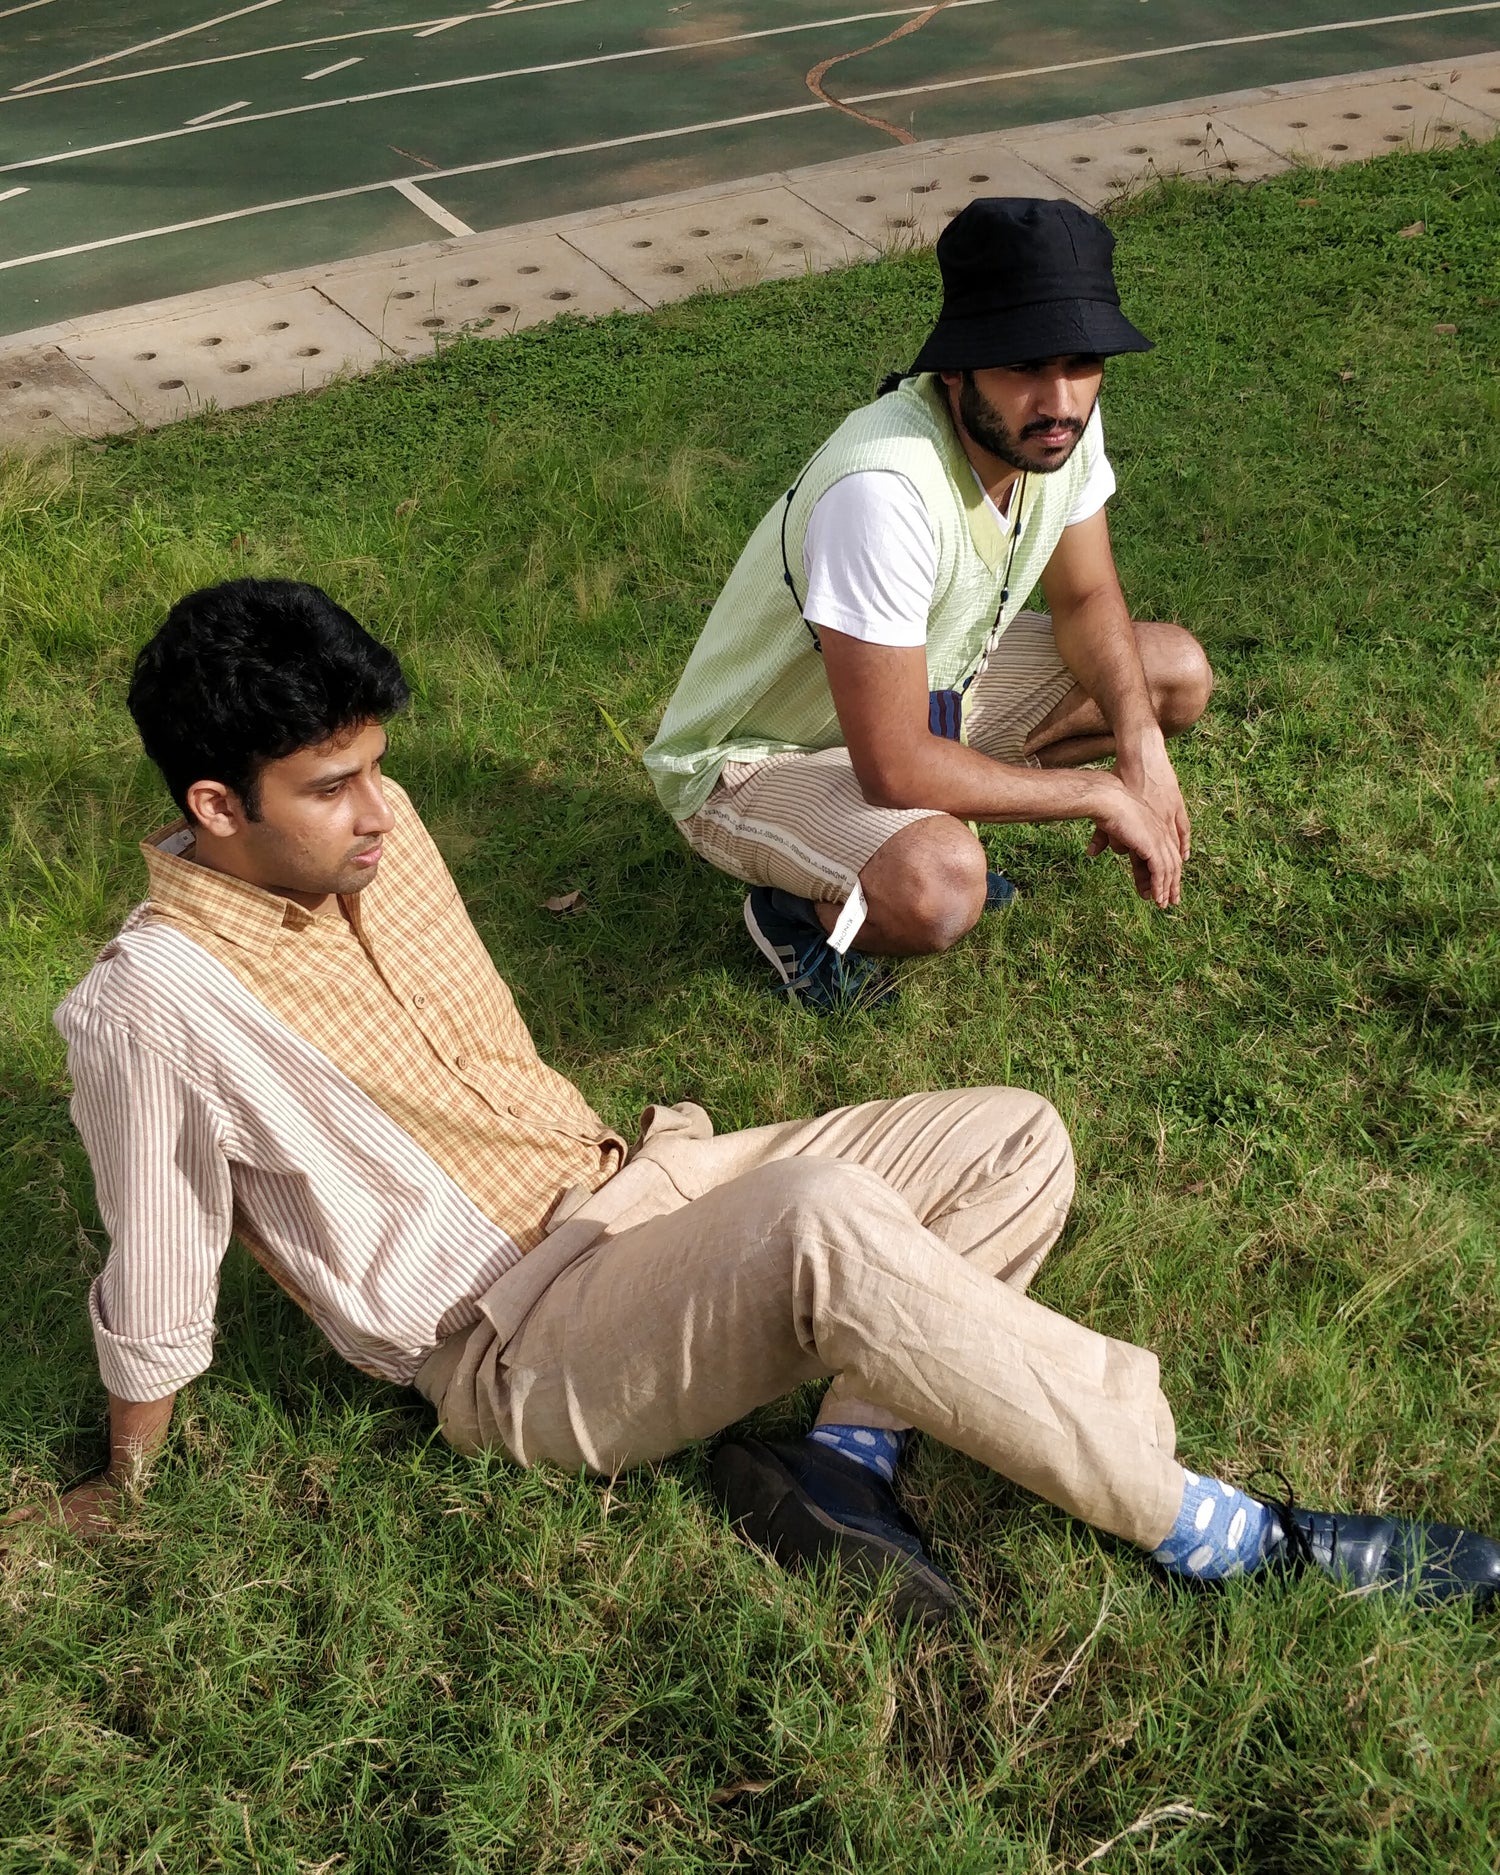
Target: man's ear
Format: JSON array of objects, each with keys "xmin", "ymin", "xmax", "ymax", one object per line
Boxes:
[{"xmin": 183, "ymin": 778, "xmax": 245, "ymax": 838}]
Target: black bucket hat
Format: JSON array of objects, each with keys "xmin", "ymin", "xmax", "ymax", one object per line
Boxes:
[{"xmin": 909, "ymin": 196, "xmax": 1152, "ymax": 373}]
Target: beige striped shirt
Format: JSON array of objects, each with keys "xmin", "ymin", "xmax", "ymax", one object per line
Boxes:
[{"xmin": 54, "ymin": 781, "xmax": 624, "ymax": 1401}]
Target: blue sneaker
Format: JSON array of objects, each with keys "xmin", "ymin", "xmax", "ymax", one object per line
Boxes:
[
  {"xmin": 742, "ymin": 887, "xmax": 893, "ymax": 1015},
  {"xmin": 985, "ymin": 869, "xmax": 1020, "ymax": 911}
]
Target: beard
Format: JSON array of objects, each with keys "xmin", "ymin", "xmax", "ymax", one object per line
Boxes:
[{"xmin": 958, "ymin": 372, "xmax": 1092, "ymax": 474}]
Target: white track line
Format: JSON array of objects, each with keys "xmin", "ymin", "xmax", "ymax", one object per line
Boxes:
[
  {"xmin": 393, "ymin": 178, "xmax": 475, "ymax": 235},
  {"xmin": 0, "ymin": 0, "xmax": 65, "ymax": 16},
  {"xmin": 5, "ymin": 0, "xmax": 1496, "ymax": 179},
  {"xmin": 0, "ymin": 4, "xmax": 1028, "ymax": 174},
  {"xmin": 10, "ymin": 0, "xmax": 290, "ymax": 94},
  {"xmin": 848, "ymin": 4, "xmax": 1500, "ymax": 107},
  {"xmin": 0, "ymin": 184, "xmax": 29, "ymax": 202},
  {"xmin": 303, "ymin": 57, "xmax": 363, "ymax": 82},
  {"xmin": 183, "ymin": 100, "xmax": 252, "ymax": 125},
  {"xmin": 414, "ymin": 17, "xmax": 466, "ymax": 35},
  {"xmin": 0, "ymin": 107, "xmax": 817, "ymax": 271},
  {"xmin": 2, "ymin": 3, "xmax": 1496, "ymax": 270},
  {"xmin": 0, "ymin": 0, "xmax": 937, "ymax": 103}
]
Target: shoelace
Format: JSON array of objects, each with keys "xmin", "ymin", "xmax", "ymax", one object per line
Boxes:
[{"xmin": 1246, "ymin": 1467, "xmax": 1316, "ymax": 1568}]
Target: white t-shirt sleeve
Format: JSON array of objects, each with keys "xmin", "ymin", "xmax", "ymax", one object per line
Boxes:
[
  {"xmin": 1066, "ymin": 404, "xmax": 1115, "ymax": 526},
  {"xmin": 801, "ymin": 471, "xmax": 936, "ymax": 649},
  {"xmin": 800, "ymin": 409, "xmax": 1115, "ymax": 647}
]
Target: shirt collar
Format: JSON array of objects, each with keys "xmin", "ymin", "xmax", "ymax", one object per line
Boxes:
[{"xmin": 142, "ymin": 821, "xmax": 328, "ymax": 947}]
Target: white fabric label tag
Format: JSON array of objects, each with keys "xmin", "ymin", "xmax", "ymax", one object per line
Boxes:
[{"xmin": 826, "ymin": 881, "xmax": 868, "ymax": 956}]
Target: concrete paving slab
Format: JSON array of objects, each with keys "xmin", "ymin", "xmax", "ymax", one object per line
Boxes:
[
  {"xmin": 561, "ymin": 187, "xmax": 876, "ymax": 310},
  {"xmin": 1004, "ymin": 113, "xmax": 1290, "ymax": 208},
  {"xmin": 312, "ymin": 232, "xmax": 648, "ymax": 359},
  {"xmin": 1219, "ymin": 79, "xmax": 1498, "ymax": 165},
  {"xmin": 0, "ymin": 347, "xmax": 134, "ymax": 453},
  {"xmin": 787, "ymin": 140, "xmax": 1079, "ymax": 249},
  {"xmin": 55, "ymin": 289, "xmax": 387, "ymax": 428},
  {"xmin": 1430, "ymin": 55, "xmax": 1500, "ymax": 122}
]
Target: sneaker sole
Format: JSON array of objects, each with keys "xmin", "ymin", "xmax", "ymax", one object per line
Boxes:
[{"xmin": 710, "ymin": 1437, "xmax": 960, "ymax": 1626}]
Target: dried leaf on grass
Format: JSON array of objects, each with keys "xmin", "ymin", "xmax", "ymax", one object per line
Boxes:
[
  {"xmin": 1398, "ymin": 221, "xmax": 1425, "ymax": 237},
  {"xmin": 708, "ymin": 1779, "xmax": 774, "ymax": 1804},
  {"xmin": 543, "ymin": 890, "xmax": 583, "ymax": 914}
]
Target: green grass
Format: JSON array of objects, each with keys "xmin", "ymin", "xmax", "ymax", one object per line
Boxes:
[{"xmin": 3, "ymin": 139, "xmax": 1499, "ymax": 1872}]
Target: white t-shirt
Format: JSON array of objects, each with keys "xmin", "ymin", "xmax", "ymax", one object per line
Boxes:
[{"xmin": 801, "ymin": 404, "xmax": 1115, "ymax": 648}]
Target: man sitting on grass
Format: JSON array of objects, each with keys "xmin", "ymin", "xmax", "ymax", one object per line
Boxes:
[
  {"xmin": 644, "ymin": 196, "xmax": 1213, "ymax": 1012},
  {"xmin": 13, "ymin": 577, "xmax": 1498, "ymax": 1622}
]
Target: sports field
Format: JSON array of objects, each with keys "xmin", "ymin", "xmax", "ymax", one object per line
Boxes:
[
  {"xmin": 3, "ymin": 0, "xmax": 1500, "ymax": 333},
  {"xmin": 3, "ymin": 135, "xmax": 1498, "ymax": 1868}
]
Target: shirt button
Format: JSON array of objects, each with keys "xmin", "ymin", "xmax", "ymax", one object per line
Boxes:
[
  {"xmin": 412, "ymin": 992, "xmax": 427, "ymax": 1009},
  {"xmin": 454, "ymin": 1052, "xmax": 469, "ymax": 1071}
]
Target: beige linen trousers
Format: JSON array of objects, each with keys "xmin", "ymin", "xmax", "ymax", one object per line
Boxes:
[{"xmin": 416, "ymin": 1087, "xmax": 1184, "ymax": 1552}]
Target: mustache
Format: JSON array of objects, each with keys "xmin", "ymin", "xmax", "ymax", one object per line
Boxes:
[{"xmin": 1020, "ymin": 416, "xmax": 1084, "ymax": 440}]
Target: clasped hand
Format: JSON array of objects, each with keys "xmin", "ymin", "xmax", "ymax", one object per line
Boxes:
[{"xmin": 1086, "ymin": 740, "xmax": 1191, "ymax": 908}]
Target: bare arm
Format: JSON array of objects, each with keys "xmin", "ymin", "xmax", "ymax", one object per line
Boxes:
[
  {"xmin": 2, "ymin": 1390, "xmax": 176, "ymax": 1545},
  {"xmin": 1040, "ymin": 506, "xmax": 1191, "ymax": 876},
  {"xmin": 819, "ymin": 624, "xmax": 1183, "ymax": 906}
]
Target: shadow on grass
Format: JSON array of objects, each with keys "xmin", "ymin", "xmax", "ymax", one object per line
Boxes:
[{"xmin": 412, "ymin": 752, "xmax": 758, "ymax": 1057}]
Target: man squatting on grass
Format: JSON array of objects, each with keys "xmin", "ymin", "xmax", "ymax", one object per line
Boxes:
[
  {"xmin": 13, "ymin": 579, "xmax": 1500, "ymax": 1621},
  {"xmin": 646, "ymin": 197, "xmax": 1215, "ymax": 1013}
]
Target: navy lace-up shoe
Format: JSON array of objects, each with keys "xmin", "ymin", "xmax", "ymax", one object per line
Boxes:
[
  {"xmin": 710, "ymin": 1434, "xmax": 960, "ymax": 1625},
  {"xmin": 742, "ymin": 887, "xmax": 893, "ymax": 1015},
  {"xmin": 985, "ymin": 869, "xmax": 1020, "ymax": 912},
  {"xmin": 1260, "ymin": 1480, "xmax": 1500, "ymax": 1608}
]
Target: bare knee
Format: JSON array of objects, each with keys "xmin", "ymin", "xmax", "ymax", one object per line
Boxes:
[
  {"xmin": 863, "ymin": 817, "xmax": 987, "ymax": 955},
  {"xmin": 1142, "ymin": 623, "xmax": 1214, "ymax": 735}
]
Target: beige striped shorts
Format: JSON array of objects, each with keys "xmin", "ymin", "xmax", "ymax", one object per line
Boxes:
[{"xmin": 679, "ymin": 609, "xmax": 1075, "ymax": 903}]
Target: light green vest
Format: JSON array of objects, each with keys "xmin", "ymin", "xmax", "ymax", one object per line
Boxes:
[{"xmin": 644, "ymin": 373, "xmax": 1094, "ymax": 821}]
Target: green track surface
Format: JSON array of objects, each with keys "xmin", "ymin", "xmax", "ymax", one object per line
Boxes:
[{"xmin": 2, "ymin": 0, "xmax": 1499, "ymax": 333}]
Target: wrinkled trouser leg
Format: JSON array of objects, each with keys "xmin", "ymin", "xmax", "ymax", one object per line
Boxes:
[{"xmin": 483, "ymin": 1134, "xmax": 1182, "ymax": 1550}]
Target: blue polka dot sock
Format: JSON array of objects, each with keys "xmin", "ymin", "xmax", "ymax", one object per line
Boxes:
[
  {"xmin": 807, "ymin": 1424, "xmax": 908, "ymax": 1484},
  {"xmin": 1151, "ymin": 1470, "xmax": 1287, "ymax": 1581}
]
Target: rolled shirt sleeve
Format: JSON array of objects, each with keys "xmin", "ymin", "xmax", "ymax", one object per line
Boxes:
[{"xmin": 66, "ymin": 1012, "xmax": 234, "ymax": 1401}]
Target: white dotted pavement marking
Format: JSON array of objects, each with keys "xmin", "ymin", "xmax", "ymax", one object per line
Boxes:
[{"xmin": 2, "ymin": 51, "xmax": 1497, "ymax": 452}]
